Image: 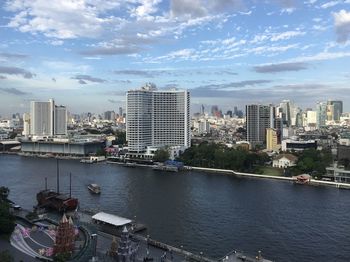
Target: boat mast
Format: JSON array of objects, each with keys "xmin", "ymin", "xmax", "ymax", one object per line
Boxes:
[
  {"xmin": 56, "ymin": 159, "xmax": 60, "ymax": 194},
  {"xmin": 69, "ymin": 172, "xmax": 72, "ymax": 198}
]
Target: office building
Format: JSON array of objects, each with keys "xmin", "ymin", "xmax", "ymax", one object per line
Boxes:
[
  {"xmin": 126, "ymin": 84, "xmax": 190, "ymax": 155},
  {"xmin": 316, "ymin": 101, "xmax": 327, "ymax": 128},
  {"xmin": 328, "ymin": 100, "xmax": 343, "ymax": 121},
  {"xmin": 104, "ymin": 111, "xmax": 116, "ymax": 121},
  {"xmin": 246, "ymin": 104, "xmax": 275, "ymax": 147},
  {"xmin": 279, "ymin": 100, "xmax": 291, "ymax": 126}
]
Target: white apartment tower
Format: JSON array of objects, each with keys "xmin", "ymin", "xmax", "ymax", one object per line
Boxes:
[
  {"xmin": 30, "ymin": 99, "xmax": 67, "ymax": 136},
  {"xmin": 126, "ymin": 84, "xmax": 190, "ymax": 154},
  {"xmin": 30, "ymin": 99, "xmax": 55, "ymax": 136},
  {"xmin": 55, "ymin": 105, "xmax": 67, "ymax": 135}
]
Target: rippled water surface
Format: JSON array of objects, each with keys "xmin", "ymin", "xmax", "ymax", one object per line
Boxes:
[{"xmin": 1, "ymin": 154, "xmax": 350, "ymax": 262}]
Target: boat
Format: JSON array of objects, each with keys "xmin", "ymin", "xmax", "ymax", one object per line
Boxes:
[
  {"xmin": 88, "ymin": 183, "xmax": 101, "ymax": 194},
  {"xmin": 152, "ymin": 164, "xmax": 179, "ymax": 172},
  {"xmin": 292, "ymin": 174, "xmax": 311, "ymax": 185},
  {"xmin": 37, "ymin": 190, "xmax": 78, "ymax": 211},
  {"xmin": 80, "ymin": 156, "xmax": 106, "ymax": 164},
  {"xmin": 123, "ymin": 162, "xmax": 136, "ymax": 168},
  {"xmin": 36, "ymin": 160, "xmax": 78, "ymax": 212}
]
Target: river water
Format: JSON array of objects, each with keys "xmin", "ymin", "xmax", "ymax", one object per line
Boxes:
[{"xmin": 1, "ymin": 154, "xmax": 349, "ymax": 262}]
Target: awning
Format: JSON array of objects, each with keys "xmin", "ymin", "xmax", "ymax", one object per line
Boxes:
[{"xmin": 92, "ymin": 212, "xmax": 132, "ymax": 227}]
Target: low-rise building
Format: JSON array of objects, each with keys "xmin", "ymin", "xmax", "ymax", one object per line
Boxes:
[
  {"xmin": 282, "ymin": 139, "xmax": 317, "ymax": 151},
  {"xmin": 326, "ymin": 165, "xmax": 350, "ymax": 183},
  {"xmin": 21, "ymin": 139, "xmax": 105, "ymax": 156},
  {"xmin": 272, "ymin": 154, "xmax": 298, "ymax": 168}
]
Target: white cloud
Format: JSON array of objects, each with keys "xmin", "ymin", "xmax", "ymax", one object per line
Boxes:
[
  {"xmin": 321, "ymin": 1, "xmax": 340, "ymax": 9},
  {"xmin": 333, "ymin": 9, "xmax": 350, "ymax": 43},
  {"xmin": 288, "ymin": 51, "xmax": 350, "ymax": 63},
  {"xmin": 5, "ymin": 0, "xmax": 125, "ymax": 39},
  {"xmin": 270, "ymin": 30, "xmax": 305, "ymax": 41},
  {"xmin": 170, "ymin": 0, "xmax": 244, "ymax": 18}
]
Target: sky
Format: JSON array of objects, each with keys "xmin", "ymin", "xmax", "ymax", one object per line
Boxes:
[{"xmin": 0, "ymin": 0, "xmax": 350, "ymax": 116}]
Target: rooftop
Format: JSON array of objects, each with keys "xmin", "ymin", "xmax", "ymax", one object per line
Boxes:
[{"xmin": 92, "ymin": 212, "xmax": 132, "ymax": 227}]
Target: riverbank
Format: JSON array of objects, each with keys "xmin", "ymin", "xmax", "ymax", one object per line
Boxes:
[
  {"xmin": 107, "ymin": 160, "xmax": 350, "ymax": 189},
  {"xmin": 191, "ymin": 166, "xmax": 350, "ymax": 189}
]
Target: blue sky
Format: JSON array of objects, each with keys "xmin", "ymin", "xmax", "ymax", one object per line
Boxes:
[{"xmin": 0, "ymin": 0, "xmax": 350, "ymax": 116}]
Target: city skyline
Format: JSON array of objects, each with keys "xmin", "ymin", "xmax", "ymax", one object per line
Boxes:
[{"xmin": 1, "ymin": 0, "xmax": 350, "ymax": 115}]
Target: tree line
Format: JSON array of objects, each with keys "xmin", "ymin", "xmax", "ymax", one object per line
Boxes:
[{"xmin": 177, "ymin": 142, "xmax": 269, "ymax": 172}]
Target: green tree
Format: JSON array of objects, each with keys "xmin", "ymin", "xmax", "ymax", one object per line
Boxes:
[
  {"xmin": 177, "ymin": 142, "xmax": 271, "ymax": 172},
  {"xmin": 0, "ymin": 202, "xmax": 15, "ymax": 239},
  {"xmin": 294, "ymin": 148, "xmax": 333, "ymax": 176},
  {"xmin": 0, "ymin": 187, "xmax": 9, "ymax": 201},
  {"xmin": 0, "ymin": 250, "xmax": 14, "ymax": 262},
  {"xmin": 153, "ymin": 148, "xmax": 170, "ymax": 162},
  {"xmin": 96, "ymin": 148, "xmax": 106, "ymax": 157},
  {"xmin": 113, "ymin": 131, "xmax": 126, "ymax": 146}
]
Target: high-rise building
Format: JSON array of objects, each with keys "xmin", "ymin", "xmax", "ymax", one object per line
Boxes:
[
  {"xmin": 211, "ymin": 105, "xmax": 219, "ymax": 116},
  {"xmin": 316, "ymin": 101, "xmax": 327, "ymax": 128},
  {"xmin": 104, "ymin": 111, "xmax": 116, "ymax": 121},
  {"xmin": 328, "ymin": 100, "xmax": 343, "ymax": 121},
  {"xmin": 306, "ymin": 110, "xmax": 317, "ymax": 126},
  {"xmin": 200, "ymin": 104, "xmax": 205, "ymax": 115},
  {"xmin": 279, "ymin": 100, "xmax": 291, "ymax": 126},
  {"xmin": 30, "ymin": 99, "xmax": 67, "ymax": 136},
  {"xmin": 126, "ymin": 84, "xmax": 190, "ymax": 154},
  {"xmin": 55, "ymin": 105, "xmax": 67, "ymax": 135},
  {"xmin": 246, "ymin": 104, "xmax": 275, "ymax": 147},
  {"xmin": 266, "ymin": 128, "xmax": 279, "ymax": 151},
  {"xmin": 326, "ymin": 103, "xmax": 334, "ymax": 121},
  {"xmin": 30, "ymin": 99, "xmax": 55, "ymax": 136},
  {"xmin": 22, "ymin": 113, "xmax": 30, "ymax": 136}
]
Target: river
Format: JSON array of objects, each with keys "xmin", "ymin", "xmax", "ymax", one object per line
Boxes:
[{"xmin": 0, "ymin": 154, "xmax": 349, "ymax": 262}]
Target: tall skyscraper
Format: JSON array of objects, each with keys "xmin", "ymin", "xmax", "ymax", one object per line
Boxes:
[
  {"xmin": 279, "ymin": 100, "xmax": 291, "ymax": 126},
  {"xmin": 200, "ymin": 104, "xmax": 205, "ymax": 115},
  {"xmin": 104, "ymin": 111, "xmax": 116, "ymax": 121},
  {"xmin": 55, "ymin": 105, "xmax": 67, "ymax": 135},
  {"xmin": 328, "ymin": 100, "xmax": 343, "ymax": 121},
  {"xmin": 246, "ymin": 104, "xmax": 275, "ymax": 147},
  {"xmin": 126, "ymin": 84, "xmax": 190, "ymax": 154},
  {"xmin": 30, "ymin": 99, "xmax": 55, "ymax": 136},
  {"xmin": 316, "ymin": 101, "xmax": 327, "ymax": 128},
  {"xmin": 30, "ymin": 99, "xmax": 67, "ymax": 136}
]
